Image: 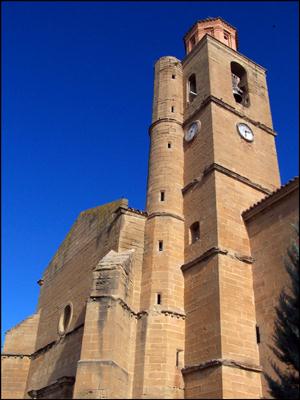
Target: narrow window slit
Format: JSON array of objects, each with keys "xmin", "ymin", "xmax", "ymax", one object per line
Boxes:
[
  {"xmin": 190, "ymin": 222, "xmax": 200, "ymax": 244},
  {"xmin": 171, "ymin": 106, "xmax": 175, "ymax": 113},
  {"xmin": 176, "ymin": 349, "xmax": 183, "ymax": 368},
  {"xmin": 158, "ymin": 240, "xmax": 163, "ymax": 251},
  {"xmin": 168, "ymin": 142, "xmax": 172, "ymax": 148},
  {"xmin": 256, "ymin": 325, "xmax": 260, "ymax": 344},
  {"xmin": 157, "ymin": 293, "xmax": 161, "ymax": 305},
  {"xmin": 160, "ymin": 191, "xmax": 165, "ymax": 201}
]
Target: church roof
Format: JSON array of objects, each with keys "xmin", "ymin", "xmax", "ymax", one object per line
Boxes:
[{"xmin": 242, "ymin": 176, "xmax": 299, "ymax": 221}]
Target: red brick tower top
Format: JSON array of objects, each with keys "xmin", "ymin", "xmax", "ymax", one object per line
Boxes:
[{"xmin": 184, "ymin": 17, "xmax": 238, "ymax": 54}]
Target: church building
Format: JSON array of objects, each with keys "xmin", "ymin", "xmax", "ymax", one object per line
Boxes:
[{"xmin": 2, "ymin": 17, "xmax": 299, "ymax": 399}]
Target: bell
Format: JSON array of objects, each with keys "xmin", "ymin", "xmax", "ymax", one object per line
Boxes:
[
  {"xmin": 232, "ymin": 73, "xmax": 244, "ymax": 103},
  {"xmin": 233, "ymin": 87, "xmax": 243, "ymax": 103}
]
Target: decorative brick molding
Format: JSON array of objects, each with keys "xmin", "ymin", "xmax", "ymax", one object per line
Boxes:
[
  {"xmin": 182, "ymin": 358, "xmax": 262, "ymax": 375},
  {"xmin": 28, "ymin": 376, "xmax": 75, "ymax": 399},
  {"xmin": 182, "ymin": 162, "xmax": 271, "ymax": 195}
]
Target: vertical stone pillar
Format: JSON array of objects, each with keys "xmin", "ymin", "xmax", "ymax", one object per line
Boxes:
[{"xmin": 73, "ymin": 250, "xmax": 137, "ymax": 399}]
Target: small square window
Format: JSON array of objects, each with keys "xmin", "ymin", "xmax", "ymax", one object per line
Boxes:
[{"xmin": 172, "ymin": 74, "xmax": 176, "ymax": 79}]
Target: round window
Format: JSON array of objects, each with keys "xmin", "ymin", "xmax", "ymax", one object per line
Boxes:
[{"xmin": 58, "ymin": 303, "xmax": 73, "ymax": 335}]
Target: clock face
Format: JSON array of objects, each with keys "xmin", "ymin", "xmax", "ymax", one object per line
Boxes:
[
  {"xmin": 185, "ymin": 120, "xmax": 201, "ymax": 142},
  {"xmin": 237, "ymin": 123, "xmax": 254, "ymax": 142}
]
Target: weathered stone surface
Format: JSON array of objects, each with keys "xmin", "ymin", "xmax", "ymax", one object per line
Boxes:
[{"xmin": 2, "ymin": 17, "xmax": 298, "ymax": 400}]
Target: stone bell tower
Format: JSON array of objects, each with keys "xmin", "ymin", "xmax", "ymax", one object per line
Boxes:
[
  {"xmin": 138, "ymin": 16, "xmax": 281, "ymax": 399},
  {"xmin": 180, "ymin": 17, "xmax": 280, "ymax": 398},
  {"xmin": 2, "ymin": 15, "xmax": 296, "ymax": 400}
]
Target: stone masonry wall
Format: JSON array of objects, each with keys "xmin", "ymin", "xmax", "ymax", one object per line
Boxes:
[
  {"xmin": 73, "ymin": 210, "xmax": 146, "ymax": 399},
  {"xmin": 2, "ymin": 313, "xmax": 40, "ymax": 399},
  {"xmin": 244, "ymin": 180, "xmax": 299, "ymax": 398},
  {"xmin": 16, "ymin": 199, "xmax": 127, "ymax": 398}
]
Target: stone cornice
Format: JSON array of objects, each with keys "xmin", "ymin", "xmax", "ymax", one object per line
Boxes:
[
  {"xmin": 182, "ymin": 247, "xmax": 228, "ymax": 272},
  {"xmin": 205, "ymin": 163, "xmax": 272, "ymax": 194},
  {"xmin": 77, "ymin": 359, "xmax": 129, "ymax": 376},
  {"xmin": 183, "ymin": 95, "xmax": 276, "ymax": 137},
  {"xmin": 28, "ymin": 376, "xmax": 75, "ymax": 399},
  {"xmin": 1, "ymin": 353, "xmax": 31, "ymax": 359},
  {"xmin": 147, "ymin": 211, "xmax": 184, "ymax": 222},
  {"xmin": 182, "ymin": 247, "xmax": 254, "ymax": 272},
  {"xmin": 89, "ymin": 295, "xmax": 186, "ymax": 320},
  {"xmin": 242, "ymin": 177, "xmax": 299, "ymax": 221},
  {"xmin": 3, "ymin": 323, "xmax": 85, "ymax": 361},
  {"xmin": 182, "ymin": 358, "xmax": 262, "ymax": 375},
  {"xmin": 117, "ymin": 206, "xmax": 147, "ymax": 218},
  {"xmin": 182, "ymin": 162, "xmax": 271, "ymax": 196},
  {"xmin": 148, "ymin": 117, "xmax": 183, "ymax": 135}
]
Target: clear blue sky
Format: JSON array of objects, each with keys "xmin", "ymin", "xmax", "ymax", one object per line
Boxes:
[{"xmin": 2, "ymin": 1, "xmax": 299, "ymax": 346}]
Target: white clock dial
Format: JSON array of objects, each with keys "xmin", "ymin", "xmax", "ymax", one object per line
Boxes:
[
  {"xmin": 237, "ymin": 123, "xmax": 254, "ymax": 142},
  {"xmin": 185, "ymin": 120, "xmax": 201, "ymax": 142}
]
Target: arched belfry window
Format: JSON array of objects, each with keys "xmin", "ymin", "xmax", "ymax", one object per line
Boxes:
[
  {"xmin": 188, "ymin": 74, "xmax": 197, "ymax": 103},
  {"xmin": 231, "ymin": 62, "xmax": 249, "ymax": 107},
  {"xmin": 189, "ymin": 34, "xmax": 196, "ymax": 50}
]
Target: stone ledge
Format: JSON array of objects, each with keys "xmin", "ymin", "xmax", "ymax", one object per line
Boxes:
[
  {"xmin": 117, "ymin": 205, "xmax": 147, "ymax": 218},
  {"xmin": 148, "ymin": 117, "xmax": 183, "ymax": 135},
  {"xmin": 1, "ymin": 353, "xmax": 31, "ymax": 359},
  {"xmin": 182, "ymin": 358, "xmax": 262, "ymax": 374},
  {"xmin": 89, "ymin": 295, "xmax": 186, "ymax": 320},
  {"xmin": 77, "ymin": 359, "xmax": 129, "ymax": 376},
  {"xmin": 147, "ymin": 211, "xmax": 185, "ymax": 222},
  {"xmin": 182, "ymin": 162, "xmax": 271, "ymax": 195},
  {"xmin": 12, "ymin": 323, "xmax": 85, "ymax": 361},
  {"xmin": 182, "ymin": 247, "xmax": 255, "ymax": 272},
  {"xmin": 28, "ymin": 376, "xmax": 75, "ymax": 399},
  {"xmin": 183, "ymin": 94, "xmax": 275, "ymax": 137},
  {"xmin": 182, "ymin": 247, "xmax": 228, "ymax": 272},
  {"xmin": 161, "ymin": 309, "xmax": 186, "ymax": 319},
  {"xmin": 242, "ymin": 176, "xmax": 299, "ymax": 221}
]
